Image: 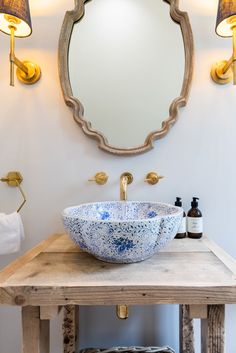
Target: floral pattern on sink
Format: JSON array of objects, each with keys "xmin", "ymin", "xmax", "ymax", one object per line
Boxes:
[{"xmin": 62, "ymin": 201, "xmax": 182, "ymax": 263}]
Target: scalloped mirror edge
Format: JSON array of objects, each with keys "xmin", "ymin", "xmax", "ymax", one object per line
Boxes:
[{"xmin": 58, "ymin": 0, "xmax": 194, "ymax": 156}]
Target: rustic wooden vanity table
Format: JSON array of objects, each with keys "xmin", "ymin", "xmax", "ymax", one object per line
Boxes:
[{"xmin": 0, "ymin": 234, "xmax": 236, "ymax": 353}]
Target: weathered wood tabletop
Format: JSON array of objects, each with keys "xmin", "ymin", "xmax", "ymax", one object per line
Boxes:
[
  {"xmin": 0, "ymin": 234, "xmax": 235, "ymax": 353},
  {"xmin": 0, "ymin": 234, "xmax": 236, "ymax": 306}
]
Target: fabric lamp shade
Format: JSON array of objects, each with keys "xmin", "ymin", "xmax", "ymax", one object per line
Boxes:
[
  {"xmin": 0, "ymin": 0, "xmax": 32, "ymax": 37},
  {"xmin": 216, "ymin": 0, "xmax": 236, "ymax": 37}
]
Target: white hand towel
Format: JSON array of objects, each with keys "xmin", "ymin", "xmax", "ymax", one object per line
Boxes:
[{"xmin": 0, "ymin": 212, "xmax": 25, "ymax": 254}]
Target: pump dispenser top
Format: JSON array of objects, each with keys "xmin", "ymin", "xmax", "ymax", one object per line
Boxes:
[
  {"xmin": 191, "ymin": 197, "xmax": 199, "ymax": 208},
  {"xmin": 175, "ymin": 197, "xmax": 182, "ymax": 207},
  {"xmin": 174, "ymin": 197, "xmax": 186, "ymax": 239}
]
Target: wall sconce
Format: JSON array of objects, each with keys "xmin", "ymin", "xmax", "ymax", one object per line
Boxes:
[
  {"xmin": 0, "ymin": 0, "xmax": 41, "ymax": 86},
  {"xmin": 211, "ymin": 0, "xmax": 236, "ymax": 85}
]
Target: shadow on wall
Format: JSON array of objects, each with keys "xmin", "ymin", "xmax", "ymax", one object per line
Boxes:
[{"xmin": 78, "ymin": 305, "xmax": 179, "ymax": 352}]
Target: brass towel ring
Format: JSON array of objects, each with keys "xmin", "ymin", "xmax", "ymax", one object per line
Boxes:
[{"xmin": 0, "ymin": 171, "xmax": 26, "ymax": 212}]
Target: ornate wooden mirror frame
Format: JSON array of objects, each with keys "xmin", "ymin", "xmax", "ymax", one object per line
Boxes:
[{"xmin": 58, "ymin": 0, "xmax": 194, "ymax": 156}]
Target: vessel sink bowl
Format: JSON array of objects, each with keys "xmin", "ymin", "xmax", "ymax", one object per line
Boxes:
[{"xmin": 62, "ymin": 201, "xmax": 182, "ymax": 263}]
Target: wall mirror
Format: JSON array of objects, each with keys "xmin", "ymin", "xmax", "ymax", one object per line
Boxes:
[{"xmin": 59, "ymin": 0, "xmax": 193, "ymax": 155}]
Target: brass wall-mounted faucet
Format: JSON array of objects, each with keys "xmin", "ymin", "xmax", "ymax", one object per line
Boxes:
[{"xmin": 120, "ymin": 172, "xmax": 133, "ymax": 201}]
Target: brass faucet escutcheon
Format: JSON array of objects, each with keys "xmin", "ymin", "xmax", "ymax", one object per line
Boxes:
[
  {"xmin": 88, "ymin": 172, "xmax": 108, "ymax": 185},
  {"xmin": 145, "ymin": 172, "xmax": 164, "ymax": 185}
]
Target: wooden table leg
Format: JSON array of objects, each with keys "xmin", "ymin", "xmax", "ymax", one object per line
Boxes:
[
  {"xmin": 22, "ymin": 306, "xmax": 50, "ymax": 353},
  {"xmin": 201, "ymin": 305, "xmax": 225, "ymax": 353},
  {"xmin": 40, "ymin": 320, "xmax": 50, "ymax": 353},
  {"xmin": 63, "ymin": 305, "xmax": 79, "ymax": 353},
  {"xmin": 179, "ymin": 305, "xmax": 195, "ymax": 353}
]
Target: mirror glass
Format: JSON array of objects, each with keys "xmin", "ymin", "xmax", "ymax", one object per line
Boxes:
[{"xmin": 68, "ymin": 0, "xmax": 185, "ymax": 150}]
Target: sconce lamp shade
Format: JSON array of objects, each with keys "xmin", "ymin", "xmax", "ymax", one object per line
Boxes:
[
  {"xmin": 0, "ymin": 0, "xmax": 32, "ymax": 37},
  {"xmin": 216, "ymin": 0, "xmax": 236, "ymax": 37}
]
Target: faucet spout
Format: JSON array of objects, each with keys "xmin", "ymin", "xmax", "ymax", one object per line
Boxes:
[
  {"xmin": 120, "ymin": 176, "xmax": 128, "ymax": 201},
  {"xmin": 119, "ymin": 172, "xmax": 133, "ymax": 201}
]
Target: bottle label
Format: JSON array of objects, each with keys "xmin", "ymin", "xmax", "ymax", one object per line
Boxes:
[
  {"xmin": 178, "ymin": 217, "xmax": 186, "ymax": 234},
  {"xmin": 187, "ymin": 217, "xmax": 203, "ymax": 233}
]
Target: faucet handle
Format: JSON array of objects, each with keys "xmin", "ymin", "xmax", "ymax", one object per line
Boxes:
[
  {"xmin": 145, "ymin": 172, "xmax": 164, "ymax": 185},
  {"xmin": 88, "ymin": 172, "xmax": 108, "ymax": 185}
]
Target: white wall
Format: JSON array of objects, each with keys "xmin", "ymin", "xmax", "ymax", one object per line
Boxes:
[{"xmin": 0, "ymin": 0, "xmax": 236, "ymax": 352}]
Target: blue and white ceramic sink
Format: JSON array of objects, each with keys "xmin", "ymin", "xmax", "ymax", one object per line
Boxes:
[{"xmin": 62, "ymin": 201, "xmax": 182, "ymax": 263}]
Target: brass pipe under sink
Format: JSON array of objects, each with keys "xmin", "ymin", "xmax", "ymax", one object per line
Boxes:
[
  {"xmin": 116, "ymin": 172, "xmax": 133, "ymax": 320},
  {"xmin": 116, "ymin": 305, "xmax": 129, "ymax": 320}
]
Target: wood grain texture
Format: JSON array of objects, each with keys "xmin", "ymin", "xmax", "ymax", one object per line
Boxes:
[
  {"xmin": 44, "ymin": 234, "xmax": 82, "ymax": 253},
  {"xmin": 58, "ymin": 0, "xmax": 194, "ymax": 156},
  {"xmin": 203, "ymin": 238, "xmax": 236, "ymax": 277},
  {"xmin": 3, "ymin": 285, "xmax": 236, "ymax": 306},
  {"xmin": 0, "ymin": 235, "xmax": 232, "ymax": 353},
  {"xmin": 179, "ymin": 305, "xmax": 195, "ymax": 353},
  {"xmin": 1, "ymin": 236, "xmax": 236, "ymax": 306},
  {"xmin": 201, "ymin": 305, "xmax": 225, "ymax": 353},
  {"xmin": 22, "ymin": 306, "xmax": 50, "ymax": 353},
  {"xmin": 63, "ymin": 305, "xmax": 79, "ymax": 353},
  {"xmin": 4, "ymin": 251, "xmax": 234, "ymax": 287},
  {"xmin": 189, "ymin": 305, "xmax": 207, "ymax": 319},
  {"xmin": 0, "ymin": 234, "xmax": 61, "ymax": 284},
  {"xmin": 40, "ymin": 306, "xmax": 59, "ymax": 320}
]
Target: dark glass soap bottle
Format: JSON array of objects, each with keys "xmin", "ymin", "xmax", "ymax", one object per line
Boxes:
[
  {"xmin": 174, "ymin": 197, "xmax": 186, "ymax": 239},
  {"xmin": 187, "ymin": 197, "xmax": 203, "ymax": 239}
]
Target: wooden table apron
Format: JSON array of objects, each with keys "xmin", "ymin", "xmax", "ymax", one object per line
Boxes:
[{"xmin": 0, "ymin": 234, "xmax": 236, "ymax": 353}]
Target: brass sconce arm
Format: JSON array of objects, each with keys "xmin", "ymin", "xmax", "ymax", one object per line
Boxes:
[
  {"xmin": 0, "ymin": 0, "xmax": 41, "ymax": 86},
  {"xmin": 222, "ymin": 55, "xmax": 233, "ymax": 74},
  {"xmin": 211, "ymin": 17, "xmax": 236, "ymax": 85},
  {"xmin": 233, "ymin": 26, "xmax": 236, "ymax": 85},
  {"xmin": 211, "ymin": 31, "xmax": 236, "ymax": 85},
  {"xmin": 8, "ymin": 25, "xmax": 41, "ymax": 86}
]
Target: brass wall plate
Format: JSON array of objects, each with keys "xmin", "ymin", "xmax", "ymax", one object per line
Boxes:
[
  {"xmin": 89, "ymin": 172, "xmax": 108, "ymax": 185},
  {"xmin": 211, "ymin": 61, "xmax": 233, "ymax": 85},
  {"xmin": 16, "ymin": 61, "xmax": 41, "ymax": 85},
  {"xmin": 0, "ymin": 171, "xmax": 26, "ymax": 212},
  {"xmin": 5, "ymin": 171, "xmax": 23, "ymax": 187}
]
